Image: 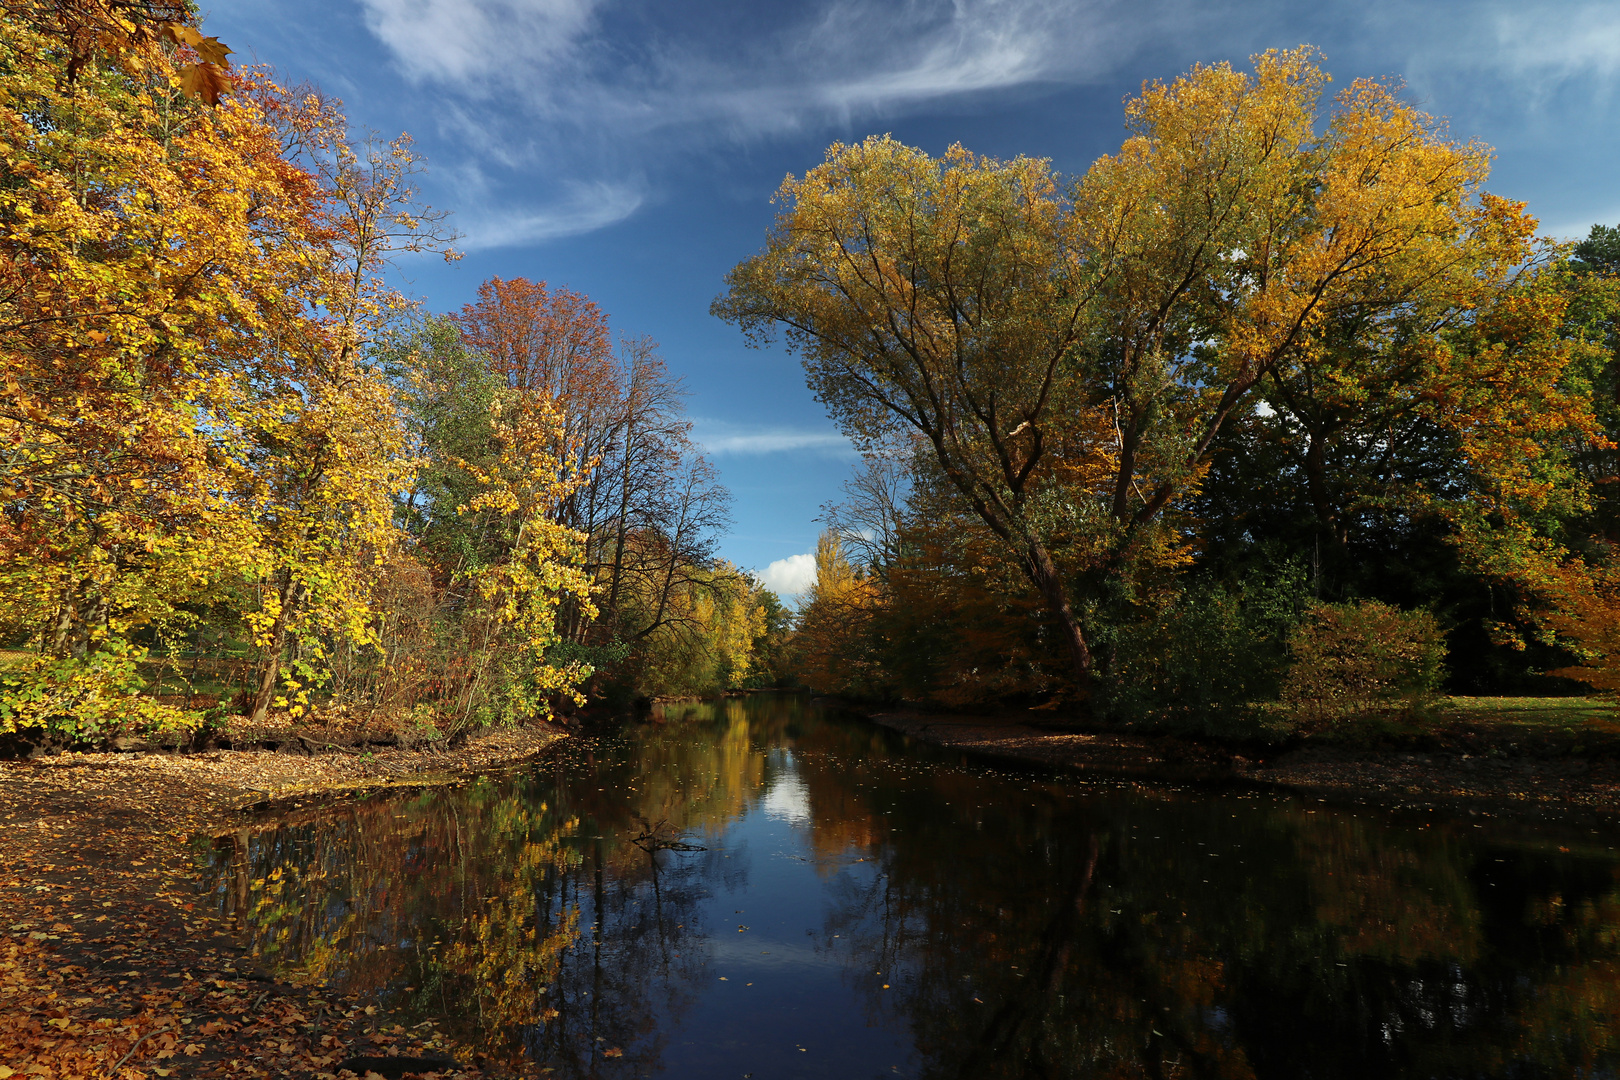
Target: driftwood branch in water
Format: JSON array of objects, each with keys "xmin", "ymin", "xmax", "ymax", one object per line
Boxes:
[{"xmin": 630, "ymin": 817, "xmax": 707, "ymax": 852}]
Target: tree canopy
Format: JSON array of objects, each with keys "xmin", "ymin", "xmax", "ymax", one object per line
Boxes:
[{"xmin": 721, "ymin": 48, "xmax": 1615, "ymax": 716}]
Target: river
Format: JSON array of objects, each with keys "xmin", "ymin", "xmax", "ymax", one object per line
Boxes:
[{"xmin": 197, "ymin": 694, "xmax": 1620, "ymax": 1078}]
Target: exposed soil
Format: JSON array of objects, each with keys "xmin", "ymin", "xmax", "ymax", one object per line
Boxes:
[
  {"xmin": 868, "ymin": 711, "xmax": 1620, "ymax": 824},
  {"xmin": 0, "ymin": 723, "xmax": 569, "ymax": 1079}
]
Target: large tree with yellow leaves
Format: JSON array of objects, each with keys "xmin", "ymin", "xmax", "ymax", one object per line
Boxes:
[{"xmin": 717, "ymin": 48, "xmax": 1559, "ymax": 696}]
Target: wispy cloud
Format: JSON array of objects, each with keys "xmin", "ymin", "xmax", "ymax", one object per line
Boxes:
[
  {"xmin": 1369, "ymin": 1, "xmax": 1620, "ymax": 112},
  {"xmin": 358, "ymin": 0, "xmax": 1161, "ymax": 135},
  {"xmin": 1472, "ymin": 4, "xmax": 1620, "ymax": 84},
  {"xmin": 340, "ymin": 0, "xmax": 1212, "ymax": 242},
  {"xmin": 358, "ymin": 0, "xmax": 603, "ymax": 91},
  {"xmin": 336, "ymin": 0, "xmax": 1620, "ymax": 246},
  {"xmin": 456, "ymin": 180, "xmax": 645, "ymax": 250},
  {"xmin": 758, "ymin": 552, "xmax": 817, "ymax": 598},
  {"xmin": 692, "ymin": 419, "xmax": 854, "ymax": 457}
]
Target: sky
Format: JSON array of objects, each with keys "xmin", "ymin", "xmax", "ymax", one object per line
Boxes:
[{"xmin": 206, "ymin": 0, "xmax": 1620, "ymax": 598}]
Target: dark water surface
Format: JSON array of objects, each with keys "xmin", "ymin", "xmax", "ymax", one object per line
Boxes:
[{"xmin": 199, "ymin": 695, "xmax": 1620, "ymax": 1079}]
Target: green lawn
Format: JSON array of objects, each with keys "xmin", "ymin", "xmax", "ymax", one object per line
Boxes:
[
  {"xmin": 1397, "ymin": 694, "xmax": 1620, "ymax": 755},
  {"xmin": 1292, "ymin": 694, "xmax": 1620, "ymax": 753},
  {"xmin": 1437, "ymin": 695, "xmax": 1617, "ymax": 728}
]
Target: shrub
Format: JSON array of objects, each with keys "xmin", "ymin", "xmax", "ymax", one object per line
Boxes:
[
  {"xmin": 1095, "ymin": 565, "xmax": 1309, "ymax": 738},
  {"xmin": 1280, "ymin": 600, "xmax": 1447, "ymax": 730},
  {"xmin": 0, "ymin": 639, "xmax": 200, "ymax": 744}
]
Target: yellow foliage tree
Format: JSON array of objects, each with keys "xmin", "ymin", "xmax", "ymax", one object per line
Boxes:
[
  {"xmin": 0, "ymin": 5, "xmax": 329, "ymax": 734},
  {"xmin": 234, "ymin": 76, "xmax": 459, "ymax": 724},
  {"xmin": 794, "ymin": 532, "xmax": 887, "ymax": 697},
  {"xmin": 718, "ymin": 47, "xmax": 1550, "ymax": 700},
  {"xmin": 453, "ymin": 392, "xmax": 597, "ymax": 722}
]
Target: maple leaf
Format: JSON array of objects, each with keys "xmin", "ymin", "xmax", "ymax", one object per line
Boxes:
[
  {"xmin": 161, "ymin": 24, "xmax": 233, "ymax": 67},
  {"xmin": 179, "ymin": 61, "xmax": 232, "ymax": 105}
]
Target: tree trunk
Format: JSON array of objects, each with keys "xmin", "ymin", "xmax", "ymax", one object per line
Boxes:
[
  {"xmin": 603, "ymin": 415, "xmax": 637, "ymax": 636},
  {"xmin": 249, "ymin": 572, "xmax": 297, "ymax": 725},
  {"xmin": 1304, "ymin": 427, "xmax": 1349, "ymax": 556},
  {"xmin": 1024, "ymin": 538, "xmax": 1093, "ymax": 694},
  {"xmin": 47, "ymin": 584, "xmax": 77, "ymax": 658}
]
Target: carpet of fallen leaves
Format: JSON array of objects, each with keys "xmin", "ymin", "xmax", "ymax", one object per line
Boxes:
[
  {"xmin": 0, "ymin": 724, "xmax": 568, "ymax": 1079},
  {"xmin": 870, "ymin": 712, "xmax": 1620, "ymax": 823}
]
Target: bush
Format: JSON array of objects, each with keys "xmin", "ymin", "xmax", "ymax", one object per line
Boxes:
[
  {"xmin": 1280, "ymin": 600, "xmax": 1447, "ymax": 730},
  {"xmin": 1095, "ymin": 565, "xmax": 1308, "ymax": 738},
  {"xmin": 0, "ymin": 639, "xmax": 200, "ymax": 744}
]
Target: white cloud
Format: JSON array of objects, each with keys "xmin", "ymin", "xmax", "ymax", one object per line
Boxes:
[
  {"xmin": 339, "ymin": 0, "xmax": 1620, "ymax": 249},
  {"xmin": 345, "ymin": 0, "xmax": 1210, "ymax": 237},
  {"xmin": 692, "ymin": 419, "xmax": 854, "ymax": 457},
  {"xmin": 358, "ymin": 0, "xmax": 602, "ymax": 90},
  {"xmin": 358, "ymin": 0, "xmax": 1145, "ymax": 133},
  {"xmin": 1375, "ymin": 2, "xmax": 1620, "ymax": 112},
  {"xmin": 759, "ymin": 553, "xmax": 817, "ymax": 598},
  {"xmin": 456, "ymin": 180, "xmax": 645, "ymax": 250},
  {"xmin": 1481, "ymin": 5, "xmax": 1620, "ymax": 84},
  {"xmin": 280, "ymin": 0, "xmax": 1183, "ymax": 278}
]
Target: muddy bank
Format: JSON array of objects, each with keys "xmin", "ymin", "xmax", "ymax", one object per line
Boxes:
[
  {"xmin": 0, "ymin": 722, "xmax": 569, "ymax": 1078},
  {"xmin": 868, "ymin": 710, "xmax": 1620, "ymax": 823}
]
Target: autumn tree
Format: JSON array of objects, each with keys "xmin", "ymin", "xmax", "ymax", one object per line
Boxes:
[
  {"xmin": 793, "ymin": 531, "xmax": 890, "ymax": 698},
  {"xmin": 448, "ymin": 393, "xmax": 597, "ymax": 722},
  {"xmin": 0, "ymin": 3, "xmax": 335, "ymax": 733},
  {"xmin": 234, "ymin": 77, "xmax": 458, "ymax": 725},
  {"xmin": 451, "ymin": 278, "xmax": 736, "ymax": 698},
  {"xmin": 1459, "ymin": 238, "xmax": 1620, "ymax": 692},
  {"xmin": 718, "ymin": 48, "xmax": 1549, "ymax": 700},
  {"xmin": 716, "ymin": 136, "xmax": 1115, "ymax": 690}
]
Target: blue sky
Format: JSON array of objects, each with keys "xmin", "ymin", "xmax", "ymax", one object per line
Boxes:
[{"xmin": 207, "ymin": 0, "xmax": 1620, "ymax": 597}]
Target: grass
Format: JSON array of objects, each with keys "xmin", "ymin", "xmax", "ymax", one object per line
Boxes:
[
  {"xmin": 1326, "ymin": 694, "xmax": 1620, "ymax": 756},
  {"xmin": 1436, "ymin": 695, "xmax": 1618, "ymax": 729}
]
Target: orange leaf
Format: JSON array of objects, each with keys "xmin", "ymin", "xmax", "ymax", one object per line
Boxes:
[
  {"xmin": 161, "ymin": 24, "xmax": 233, "ymax": 67},
  {"xmin": 179, "ymin": 62, "xmax": 232, "ymax": 105}
]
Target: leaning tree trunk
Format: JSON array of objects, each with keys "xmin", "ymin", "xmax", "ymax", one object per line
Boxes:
[
  {"xmin": 1023, "ymin": 539, "xmax": 1094, "ymax": 695},
  {"xmin": 249, "ymin": 571, "xmax": 297, "ymax": 725}
]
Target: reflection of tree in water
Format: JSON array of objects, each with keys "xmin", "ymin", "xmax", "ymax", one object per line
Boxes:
[
  {"xmin": 517, "ymin": 831, "xmax": 715, "ymax": 1077},
  {"xmin": 802, "ymin": 760, "xmax": 1620, "ymax": 1080},
  {"xmin": 201, "ymin": 779, "xmax": 589, "ymax": 1060},
  {"xmin": 200, "ymin": 708, "xmax": 786, "ymax": 1073},
  {"xmin": 202, "ymin": 700, "xmax": 1620, "ymax": 1078}
]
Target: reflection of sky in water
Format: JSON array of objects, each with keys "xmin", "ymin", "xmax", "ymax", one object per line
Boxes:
[
  {"xmin": 760, "ymin": 751, "xmax": 811, "ymax": 825},
  {"xmin": 209, "ymin": 699, "xmax": 1620, "ymax": 1080},
  {"xmin": 653, "ymin": 743, "xmax": 915, "ymax": 1076}
]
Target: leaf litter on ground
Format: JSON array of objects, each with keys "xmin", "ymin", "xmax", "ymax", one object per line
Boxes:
[{"xmin": 0, "ymin": 723, "xmax": 568, "ymax": 1078}]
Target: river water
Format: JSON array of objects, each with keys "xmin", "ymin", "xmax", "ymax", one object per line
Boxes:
[{"xmin": 199, "ymin": 694, "xmax": 1620, "ymax": 1079}]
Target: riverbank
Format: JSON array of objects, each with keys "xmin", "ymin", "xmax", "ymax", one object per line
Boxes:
[
  {"xmin": 0, "ymin": 722, "xmax": 569, "ymax": 1078},
  {"xmin": 868, "ymin": 709, "xmax": 1620, "ymax": 823}
]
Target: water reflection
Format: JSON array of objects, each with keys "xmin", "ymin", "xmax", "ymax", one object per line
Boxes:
[{"xmin": 198, "ymin": 695, "xmax": 1620, "ymax": 1078}]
